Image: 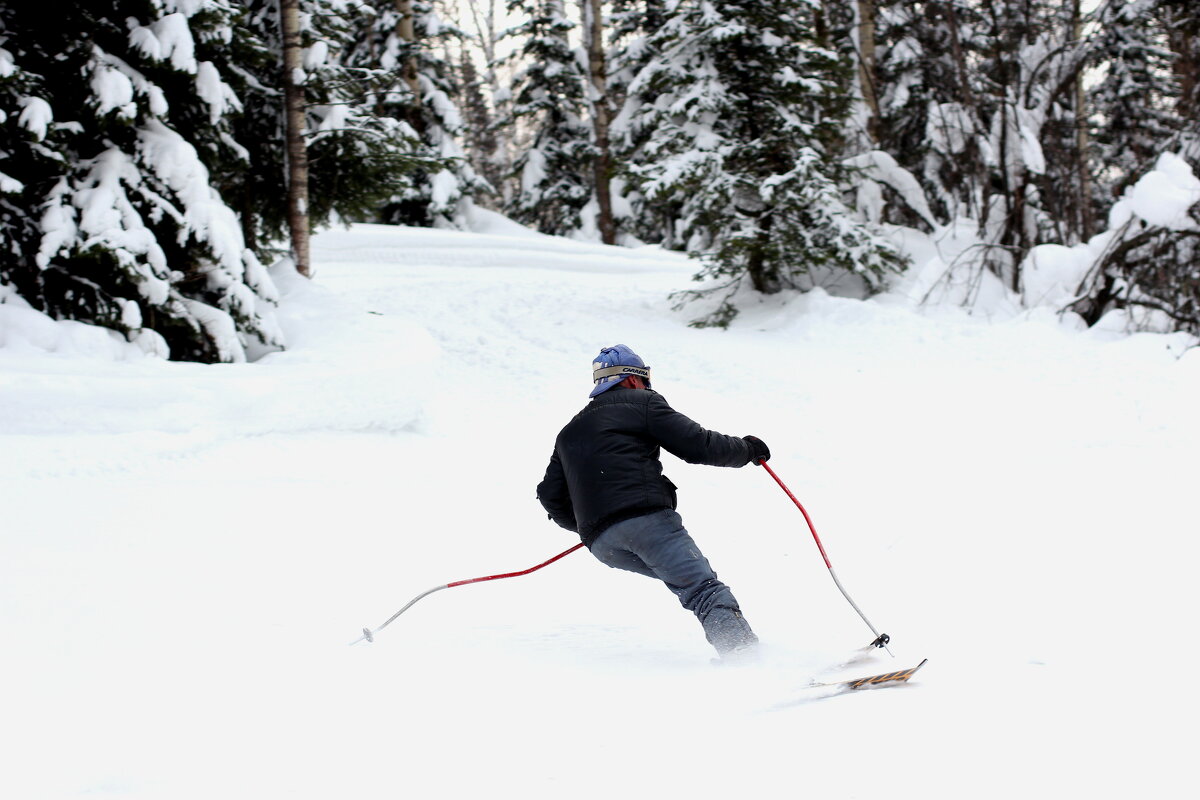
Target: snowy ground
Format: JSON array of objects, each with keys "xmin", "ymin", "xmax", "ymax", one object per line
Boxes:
[{"xmin": 3, "ymin": 218, "xmax": 1199, "ymax": 799}]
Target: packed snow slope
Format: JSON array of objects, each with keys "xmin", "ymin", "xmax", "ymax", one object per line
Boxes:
[{"xmin": 3, "ymin": 217, "xmax": 1199, "ymax": 800}]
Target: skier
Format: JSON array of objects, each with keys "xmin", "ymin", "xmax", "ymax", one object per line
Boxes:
[{"xmin": 537, "ymin": 344, "xmax": 771, "ymax": 658}]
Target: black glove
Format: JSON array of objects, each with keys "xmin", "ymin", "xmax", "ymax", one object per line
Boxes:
[{"xmin": 743, "ymin": 435, "xmax": 770, "ymax": 465}]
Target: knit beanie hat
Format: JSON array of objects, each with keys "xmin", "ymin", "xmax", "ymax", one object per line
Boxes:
[{"xmin": 590, "ymin": 344, "xmax": 652, "ymax": 398}]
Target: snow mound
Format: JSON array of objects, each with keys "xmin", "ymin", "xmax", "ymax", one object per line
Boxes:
[
  {"xmin": 0, "ymin": 285, "xmax": 164, "ymax": 360},
  {"xmin": 1120, "ymin": 151, "xmax": 1200, "ymax": 230}
]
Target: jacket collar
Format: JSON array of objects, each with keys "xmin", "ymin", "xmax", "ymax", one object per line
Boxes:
[{"xmin": 590, "ymin": 387, "xmax": 654, "ymax": 404}]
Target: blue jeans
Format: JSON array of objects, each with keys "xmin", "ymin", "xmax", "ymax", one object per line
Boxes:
[{"xmin": 588, "ymin": 509, "xmax": 757, "ymax": 654}]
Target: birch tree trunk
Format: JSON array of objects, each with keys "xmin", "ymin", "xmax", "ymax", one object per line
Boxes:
[
  {"xmin": 1072, "ymin": 0, "xmax": 1095, "ymax": 240},
  {"xmin": 280, "ymin": 0, "xmax": 311, "ymax": 277},
  {"xmin": 1165, "ymin": 6, "xmax": 1197, "ymax": 122},
  {"xmin": 856, "ymin": 0, "xmax": 880, "ymax": 143},
  {"xmin": 583, "ymin": 0, "xmax": 616, "ymax": 244},
  {"xmin": 395, "ymin": 0, "xmax": 421, "ymax": 97},
  {"xmin": 463, "ymin": 0, "xmax": 514, "ymax": 206}
]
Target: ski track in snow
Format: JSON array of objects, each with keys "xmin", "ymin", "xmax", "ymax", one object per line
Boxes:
[{"xmin": 2, "ymin": 222, "xmax": 1199, "ymax": 799}]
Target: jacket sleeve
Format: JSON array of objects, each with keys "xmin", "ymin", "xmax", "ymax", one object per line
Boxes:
[
  {"xmin": 645, "ymin": 393, "xmax": 753, "ymax": 467},
  {"xmin": 536, "ymin": 450, "xmax": 578, "ymax": 531}
]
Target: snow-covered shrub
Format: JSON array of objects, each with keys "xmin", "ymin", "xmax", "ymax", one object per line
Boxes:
[{"xmin": 1061, "ymin": 152, "xmax": 1200, "ymax": 336}]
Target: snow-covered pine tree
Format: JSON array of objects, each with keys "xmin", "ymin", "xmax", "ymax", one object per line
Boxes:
[
  {"xmin": 499, "ymin": 0, "xmax": 594, "ymax": 235},
  {"xmin": 454, "ymin": 0, "xmax": 515, "ymax": 208},
  {"xmin": 606, "ymin": 0, "xmax": 669, "ymax": 244},
  {"xmin": 1087, "ymin": 1, "xmax": 1180, "ymax": 206},
  {"xmin": 0, "ymin": 25, "xmax": 43, "ymax": 291},
  {"xmin": 617, "ymin": 0, "xmax": 902, "ymax": 326},
  {"xmin": 871, "ymin": 0, "xmax": 989, "ymax": 226},
  {"xmin": 343, "ymin": 0, "xmax": 486, "ymax": 227},
  {"xmin": 223, "ymin": 0, "xmax": 438, "ymax": 248},
  {"xmin": 608, "ymin": 0, "xmax": 669, "ymax": 103},
  {"xmin": 0, "ymin": 0, "xmax": 283, "ymax": 362},
  {"xmin": 610, "ymin": 0, "xmax": 668, "ymax": 43},
  {"xmin": 456, "ymin": 44, "xmax": 505, "ymax": 204}
]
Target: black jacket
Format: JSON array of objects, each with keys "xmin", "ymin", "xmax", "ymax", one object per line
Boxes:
[{"xmin": 537, "ymin": 388, "xmax": 753, "ymax": 546}]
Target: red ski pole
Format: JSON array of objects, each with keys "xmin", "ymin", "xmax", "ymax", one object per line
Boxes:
[
  {"xmin": 352, "ymin": 543, "xmax": 585, "ymax": 645},
  {"xmin": 757, "ymin": 460, "xmax": 893, "ymax": 655}
]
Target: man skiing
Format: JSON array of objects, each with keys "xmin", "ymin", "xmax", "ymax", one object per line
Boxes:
[{"xmin": 536, "ymin": 344, "xmax": 771, "ymax": 658}]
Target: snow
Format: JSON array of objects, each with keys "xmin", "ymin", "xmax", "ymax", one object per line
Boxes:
[
  {"xmin": 0, "ymin": 45, "xmax": 15, "ymax": 78},
  {"xmin": 150, "ymin": 13, "xmax": 198, "ymax": 73},
  {"xmin": 303, "ymin": 40, "xmax": 330, "ymax": 70},
  {"xmin": 1018, "ymin": 122, "xmax": 1046, "ymax": 175},
  {"xmin": 179, "ymin": 297, "xmax": 243, "ymax": 363},
  {"xmin": 1124, "ymin": 152, "xmax": 1200, "ymax": 230},
  {"xmin": 0, "ymin": 298, "xmax": 153, "ymax": 360},
  {"xmin": 195, "ymin": 60, "xmax": 241, "ymax": 123},
  {"xmin": 520, "ymin": 147, "xmax": 548, "ymax": 194},
  {"xmin": 846, "ymin": 150, "xmax": 938, "ymax": 229},
  {"xmin": 0, "ymin": 169, "xmax": 24, "ymax": 193},
  {"xmin": 925, "ymin": 102, "xmax": 972, "ymax": 156},
  {"xmin": 17, "ymin": 95, "xmax": 53, "ymax": 140},
  {"xmin": 128, "ymin": 23, "xmax": 165, "ymax": 62},
  {"xmin": 2, "ymin": 221, "xmax": 1198, "ymax": 800},
  {"xmin": 1019, "ymin": 241, "xmax": 1095, "ymax": 307},
  {"xmin": 429, "ymin": 169, "xmax": 459, "ymax": 211},
  {"xmin": 89, "ymin": 55, "xmax": 137, "ymax": 119}
]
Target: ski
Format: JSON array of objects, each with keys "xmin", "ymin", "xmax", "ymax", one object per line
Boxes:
[{"xmin": 811, "ymin": 658, "xmax": 928, "ymax": 691}]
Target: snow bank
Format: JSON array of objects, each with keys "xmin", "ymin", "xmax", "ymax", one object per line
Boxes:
[
  {"xmin": 1020, "ymin": 242, "xmax": 1097, "ymax": 308},
  {"xmin": 0, "ymin": 285, "xmax": 163, "ymax": 360},
  {"xmin": 880, "ymin": 218, "xmax": 1025, "ymax": 323},
  {"xmin": 0, "ymin": 303, "xmax": 153, "ymax": 360},
  {"xmin": 0, "ymin": 258, "xmax": 438, "ymax": 441},
  {"xmin": 462, "ymin": 205, "xmax": 547, "ymax": 238}
]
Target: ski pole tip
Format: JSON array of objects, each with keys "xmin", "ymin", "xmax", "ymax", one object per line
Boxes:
[{"xmin": 362, "ymin": 627, "xmax": 374, "ymax": 643}]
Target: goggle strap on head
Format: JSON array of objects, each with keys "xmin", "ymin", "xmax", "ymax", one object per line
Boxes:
[{"xmin": 593, "ymin": 364, "xmax": 652, "ymax": 383}]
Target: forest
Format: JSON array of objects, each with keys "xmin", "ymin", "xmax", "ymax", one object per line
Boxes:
[{"xmin": 0, "ymin": 0, "xmax": 1197, "ymax": 362}]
